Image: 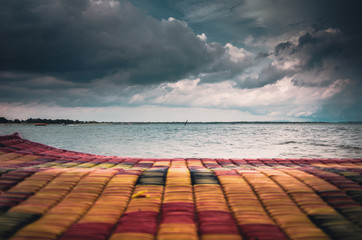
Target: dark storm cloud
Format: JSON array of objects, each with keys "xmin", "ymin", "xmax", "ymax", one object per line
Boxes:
[
  {"xmin": 237, "ymin": 26, "xmax": 362, "ymax": 120},
  {"xmin": 1, "ymin": 0, "xmax": 260, "ymax": 108},
  {"xmin": 274, "ymin": 41, "xmax": 294, "ymax": 56},
  {"xmin": 142, "ymin": 0, "xmax": 361, "ymax": 46},
  {"xmin": 0, "ymin": 76, "xmax": 137, "ymax": 107},
  {"xmin": 276, "ymin": 28, "xmax": 361, "ymax": 86},
  {"xmin": 2, "ymin": 0, "xmax": 360, "ymax": 89},
  {"xmin": 0, "ymin": 0, "xmax": 228, "ymax": 86},
  {"xmin": 240, "ymin": 27, "xmax": 362, "ymax": 88},
  {"xmin": 1, "ymin": 0, "xmax": 361, "ymax": 121},
  {"xmin": 240, "ymin": 64, "xmax": 291, "ymax": 89}
]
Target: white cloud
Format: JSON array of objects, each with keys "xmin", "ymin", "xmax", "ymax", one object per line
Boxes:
[
  {"xmin": 224, "ymin": 43, "xmax": 253, "ymax": 64},
  {"xmin": 90, "ymin": 0, "xmax": 119, "ymax": 7},
  {"xmin": 273, "ymin": 58, "xmax": 300, "ymax": 71},
  {"xmin": 121, "ymin": 76, "xmax": 348, "ymax": 120},
  {"xmin": 1, "ymin": 0, "xmax": 360, "ymax": 122},
  {"xmin": 165, "ymin": 17, "xmax": 188, "ymax": 27},
  {"xmin": 197, "ymin": 33, "xmax": 207, "ymax": 42}
]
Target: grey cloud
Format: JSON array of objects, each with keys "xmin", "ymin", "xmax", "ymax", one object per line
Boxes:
[
  {"xmin": 0, "ymin": 0, "xmax": 226, "ymax": 86},
  {"xmin": 240, "ymin": 0, "xmax": 362, "ymax": 37},
  {"xmin": 274, "ymin": 41, "xmax": 294, "ymax": 56},
  {"xmin": 176, "ymin": 0, "xmax": 244, "ymax": 23},
  {"xmin": 238, "ymin": 26, "xmax": 362, "ymax": 120},
  {"xmin": 235, "ymin": 62, "xmax": 293, "ymax": 89},
  {"xmin": 255, "ymin": 52, "xmax": 272, "ymax": 59},
  {"xmin": 1, "ymin": 0, "xmax": 259, "ymax": 107},
  {"xmin": 198, "ymin": 43, "xmax": 254, "ymax": 83},
  {"xmin": 236, "ymin": 27, "xmax": 362, "ymax": 91},
  {"xmin": 0, "ymin": 70, "xmax": 144, "ymax": 107},
  {"xmin": 278, "ymin": 28, "xmax": 361, "ymax": 86},
  {"xmin": 250, "ymin": 64, "xmax": 289, "ymax": 88},
  {"xmin": 132, "ymin": 0, "xmax": 362, "ymax": 47},
  {"xmin": 1, "ymin": 0, "xmax": 361, "ymax": 122}
]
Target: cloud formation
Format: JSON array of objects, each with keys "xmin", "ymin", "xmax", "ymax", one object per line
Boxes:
[
  {"xmin": 1, "ymin": 0, "xmax": 208, "ymax": 83},
  {"xmin": 0, "ymin": 0, "xmax": 252, "ymax": 100},
  {"xmin": 0, "ymin": 0, "xmax": 253, "ymax": 87},
  {"xmin": 0, "ymin": 0, "xmax": 361, "ymax": 121}
]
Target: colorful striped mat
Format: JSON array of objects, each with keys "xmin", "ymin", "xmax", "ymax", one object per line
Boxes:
[{"xmin": 0, "ymin": 133, "xmax": 362, "ymax": 240}]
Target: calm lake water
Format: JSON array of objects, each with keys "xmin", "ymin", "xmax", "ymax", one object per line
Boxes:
[{"xmin": 0, "ymin": 123, "xmax": 361, "ymax": 159}]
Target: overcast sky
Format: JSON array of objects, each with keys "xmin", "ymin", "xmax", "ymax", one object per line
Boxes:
[{"xmin": 1, "ymin": 0, "xmax": 361, "ymax": 122}]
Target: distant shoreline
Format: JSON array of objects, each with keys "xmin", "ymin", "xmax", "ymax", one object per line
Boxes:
[
  {"xmin": 1, "ymin": 121, "xmax": 361, "ymax": 125},
  {"xmin": 1, "ymin": 116, "xmax": 361, "ymax": 125}
]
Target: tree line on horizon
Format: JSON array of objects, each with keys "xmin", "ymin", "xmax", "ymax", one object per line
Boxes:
[
  {"xmin": 0, "ymin": 117, "xmax": 93, "ymax": 124},
  {"xmin": 0, "ymin": 117, "xmax": 360, "ymax": 125}
]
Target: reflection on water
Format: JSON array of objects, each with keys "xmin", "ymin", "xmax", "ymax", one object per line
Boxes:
[{"xmin": 0, "ymin": 123, "xmax": 361, "ymax": 158}]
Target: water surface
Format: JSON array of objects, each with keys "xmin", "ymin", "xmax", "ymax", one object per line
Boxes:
[{"xmin": 0, "ymin": 123, "xmax": 361, "ymax": 158}]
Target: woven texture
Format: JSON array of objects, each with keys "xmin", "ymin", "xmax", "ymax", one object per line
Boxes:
[{"xmin": 0, "ymin": 133, "xmax": 362, "ymax": 240}]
